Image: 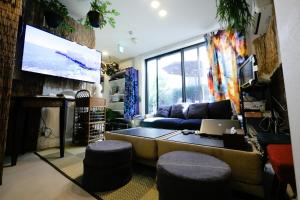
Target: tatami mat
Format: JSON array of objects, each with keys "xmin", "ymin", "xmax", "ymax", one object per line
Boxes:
[{"xmin": 36, "ymin": 146, "xmax": 158, "ymax": 200}]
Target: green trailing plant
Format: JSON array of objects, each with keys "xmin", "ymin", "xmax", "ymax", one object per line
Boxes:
[
  {"xmin": 85, "ymin": 0, "xmax": 120, "ymax": 29},
  {"xmin": 40, "ymin": 0, "xmax": 75, "ymax": 33},
  {"xmin": 58, "ymin": 20, "xmax": 75, "ymax": 34},
  {"xmin": 216, "ymin": 0, "xmax": 253, "ymax": 33},
  {"xmin": 41, "ymin": 0, "xmax": 68, "ymax": 17}
]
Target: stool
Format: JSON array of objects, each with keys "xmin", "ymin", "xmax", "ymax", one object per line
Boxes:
[
  {"xmin": 157, "ymin": 151, "xmax": 231, "ymax": 200},
  {"xmin": 82, "ymin": 140, "xmax": 132, "ymax": 192},
  {"xmin": 267, "ymin": 144, "xmax": 296, "ymax": 199}
]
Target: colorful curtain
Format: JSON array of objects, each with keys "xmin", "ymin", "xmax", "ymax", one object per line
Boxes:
[
  {"xmin": 124, "ymin": 67, "xmax": 139, "ymax": 121},
  {"xmin": 205, "ymin": 30, "xmax": 247, "ymax": 113}
]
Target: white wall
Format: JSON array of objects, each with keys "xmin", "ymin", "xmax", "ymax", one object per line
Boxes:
[
  {"xmin": 119, "ymin": 59, "xmax": 135, "ymax": 70},
  {"xmin": 274, "ymin": 0, "xmax": 300, "ymax": 195}
]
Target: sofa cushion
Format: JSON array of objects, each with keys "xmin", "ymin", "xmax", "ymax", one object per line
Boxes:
[
  {"xmin": 170, "ymin": 104, "xmax": 185, "ymax": 119},
  {"xmin": 141, "ymin": 117, "xmax": 184, "ymax": 130},
  {"xmin": 155, "ymin": 106, "xmax": 171, "ymax": 117},
  {"xmin": 208, "ymin": 100, "xmax": 232, "ymax": 119},
  {"xmin": 180, "ymin": 119, "xmax": 202, "ymax": 130},
  {"xmin": 187, "ymin": 103, "xmax": 208, "ymax": 119}
]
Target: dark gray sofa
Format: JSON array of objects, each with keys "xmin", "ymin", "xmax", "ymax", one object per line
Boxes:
[{"xmin": 141, "ymin": 100, "xmax": 233, "ymax": 130}]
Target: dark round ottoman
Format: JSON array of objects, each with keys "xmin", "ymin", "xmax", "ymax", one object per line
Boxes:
[
  {"xmin": 82, "ymin": 140, "xmax": 132, "ymax": 192},
  {"xmin": 157, "ymin": 151, "xmax": 231, "ymax": 200}
]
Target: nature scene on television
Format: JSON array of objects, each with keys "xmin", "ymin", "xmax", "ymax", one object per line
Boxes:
[{"xmin": 22, "ymin": 25, "xmax": 101, "ymax": 83}]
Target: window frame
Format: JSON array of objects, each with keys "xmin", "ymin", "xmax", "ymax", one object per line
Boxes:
[{"xmin": 145, "ymin": 42, "xmax": 207, "ymax": 114}]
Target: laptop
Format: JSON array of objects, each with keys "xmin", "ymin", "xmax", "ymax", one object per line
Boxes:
[{"xmin": 199, "ymin": 119, "xmax": 241, "ymax": 136}]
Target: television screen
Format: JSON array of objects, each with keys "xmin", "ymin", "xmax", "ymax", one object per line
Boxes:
[
  {"xmin": 239, "ymin": 55, "xmax": 257, "ymax": 88},
  {"xmin": 22, "ymin": 25, "xmax": 101, "ymax": 83}
]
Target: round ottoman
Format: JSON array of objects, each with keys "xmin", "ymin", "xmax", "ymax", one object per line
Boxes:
[
  {"xmin": 157, "ymin": 151, "xmax": 231, "ymax": 200},
  {"xmin": 82, "ymin": 140, "xmax": 132, "ymax": 192}
]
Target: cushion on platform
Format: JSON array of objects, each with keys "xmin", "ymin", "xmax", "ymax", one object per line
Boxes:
[
  {"xmin": 155, "ymin": 106, "xmax": 172, "ymax": 118},
  {"xmin": 187, "ymin": 103, "xmax": 208, "ymax": 119},
  {"xmin": 180, "ymin": 119, "xmax": 202, "ymax": 130},
  {"xmin": 141, "ymin": 117, "xmax": 184, "ymax": 130},
  {"xmin": 208, "ymin": 100, "xmax": 232, "ymax": 119},
  {"xmin": 170, "ymin": 104, "xmax": 186, "ymax": 119}
]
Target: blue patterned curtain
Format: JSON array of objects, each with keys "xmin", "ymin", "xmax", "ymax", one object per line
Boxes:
[{"xmin": 124, "ymin": 67, "xmax": 139, "ymax": 121}]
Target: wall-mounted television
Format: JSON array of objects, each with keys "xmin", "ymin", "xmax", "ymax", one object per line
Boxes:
[{"xmin": 21, "ymin": 25, "xmax": 101, "ymax": 83}]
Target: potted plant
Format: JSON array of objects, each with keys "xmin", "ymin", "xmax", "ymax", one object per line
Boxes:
[
  {"xmin": 102, "ymin": 62, "xmax": 119, "ymax": 76},
  {"xmin": 216, "ymin": 0, "xmax": 253, "ymax": 33},
  {"xmin": 40, "ymin": 0, "xmax": 74, "ymax": 33},
  {"xmin": 86, "ymin": 0, "xmax": 120, "ymax": 29},
  {"xmin": 40, "ymin": 0, "xmax": 67, "ymax": 28}
]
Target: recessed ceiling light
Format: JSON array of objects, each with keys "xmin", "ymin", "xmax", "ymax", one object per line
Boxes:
[
  {"xmin": 151, "ymin": 1, "xmax": 160, "ymax": 9},
  {"xmin": 158, "ymin": 9, "xmax": 167, "ymax": 17},
  {"xmin": 118, "ymin": 44, "xmax": 125, "ymax": 54},
  {"xmin": 102, "ymin": 51, "xmax": 109, "ymax": 56}
]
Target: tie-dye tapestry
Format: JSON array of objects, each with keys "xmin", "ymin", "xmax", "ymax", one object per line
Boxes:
[
  {"xmin": 205, "ymin": 30, "xmax": 247, "ymax": 113},
  {"xmin": 124, "ymin": 67, "xmax": 139, "ymax": 121}
]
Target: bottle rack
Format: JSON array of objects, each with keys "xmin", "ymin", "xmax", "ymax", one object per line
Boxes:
[{"xmin": 73, "ymin": 90, "xmax": 106, "ymax": 145}]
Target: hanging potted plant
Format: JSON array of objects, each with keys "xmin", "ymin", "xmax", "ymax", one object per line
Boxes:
[
  {"xmin": 216, "ymin": 0, "xmax": 253, "ymax": 33},
  {"xmin": 86, "ymin": 0, "xmax": 120, "ymax": 29}
]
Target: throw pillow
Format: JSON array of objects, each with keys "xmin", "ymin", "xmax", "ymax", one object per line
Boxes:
[
  {"xmin": 208, "ymin": 100, "xmax": 232, "ymax": 119},
  {"xmin": 155, "ymin": 106, "xmax": 171, "ymax": 117},
  {"xmin": 187, "ymin": 103, "xmax": 208, "ymax": 119},
  {"xmin": 170, "ymin": 104, "xmax": 185, "ymax": 119}
]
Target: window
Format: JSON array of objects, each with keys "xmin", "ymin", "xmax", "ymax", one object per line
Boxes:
[
  {"xmin": 146, "ymin": 43, "xmax": 210, "ymax": 113},
  {"xmin": 146, "ymin": 59, "xmax": 157, "ymax": 114},
  {"xmin": 158, "ymin": 52, "xmax": 182, "ymax": 106}
]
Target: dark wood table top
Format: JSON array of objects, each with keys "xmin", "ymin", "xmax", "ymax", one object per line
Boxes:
[
  {"xmin": 12, "ymin": 95, "xmax": 74, "ymax": 107},
  {"xmin": 166, "ymin": 133, "xmax": 224, "ymax": 148},
  {"xmin": 112, "ymin": 127, "xmax": 176, "ymax": 139}
]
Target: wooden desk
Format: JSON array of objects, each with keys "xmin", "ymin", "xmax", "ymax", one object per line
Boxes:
[{"xmin": 11, "ymin": 96, "xmax": 74, "ymax": 165}]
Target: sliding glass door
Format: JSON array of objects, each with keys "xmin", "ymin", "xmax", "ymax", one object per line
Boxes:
[
  {"xmin": 146, "ymin": 59, "xmax": 157, "ymax": 114},
  {"xmin": 158, "ymin": 52, "xmax": 182, "ymax": 106},
  {"xmin": 146, "ymin": 43, "xmax": 210, "ymax": 113}
]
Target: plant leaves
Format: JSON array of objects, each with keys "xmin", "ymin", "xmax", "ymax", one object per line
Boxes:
[
  {"xmin": 87, "ymin": 0, "xmax": 119, "ymax": 29},
  {"xmin": 216, "ymin": 0, "xmax": 253, "ymax": 32}
]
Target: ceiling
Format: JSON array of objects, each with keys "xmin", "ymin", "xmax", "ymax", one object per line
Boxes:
[{"xmin": 59, "ymin": 0, "xmax": 219, "ymax": 61}]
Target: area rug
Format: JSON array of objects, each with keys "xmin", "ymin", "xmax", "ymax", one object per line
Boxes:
[
  {"xmin": 36, "ymin": 146, "xmax": 158, "ymax": 200},
  {"xmin": 36, "ymin": 146, "xmax": 262, "ymax": 200}
]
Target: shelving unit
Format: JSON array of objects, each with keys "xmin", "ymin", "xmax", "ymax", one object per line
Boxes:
[
  {"xmin": 240, "ymin": 82, "xmax": 272, "ymax": 134},
  {"xmin": 73, "ymin": 90, "xmax": 106, "ymax": 145},
  {"xmin": 108, "ymin": 71, "xmax": 125, "ymax": 114}
]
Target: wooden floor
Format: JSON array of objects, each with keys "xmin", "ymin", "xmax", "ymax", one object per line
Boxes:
[{"xmin": 0, "ymin": 153, "xmax": 96, "ymax": 200}]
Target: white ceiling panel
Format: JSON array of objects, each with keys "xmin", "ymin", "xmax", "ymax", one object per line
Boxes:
[{"xmin": 59, "ymin": 0, "xmax": 219, "ymax": 61}]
